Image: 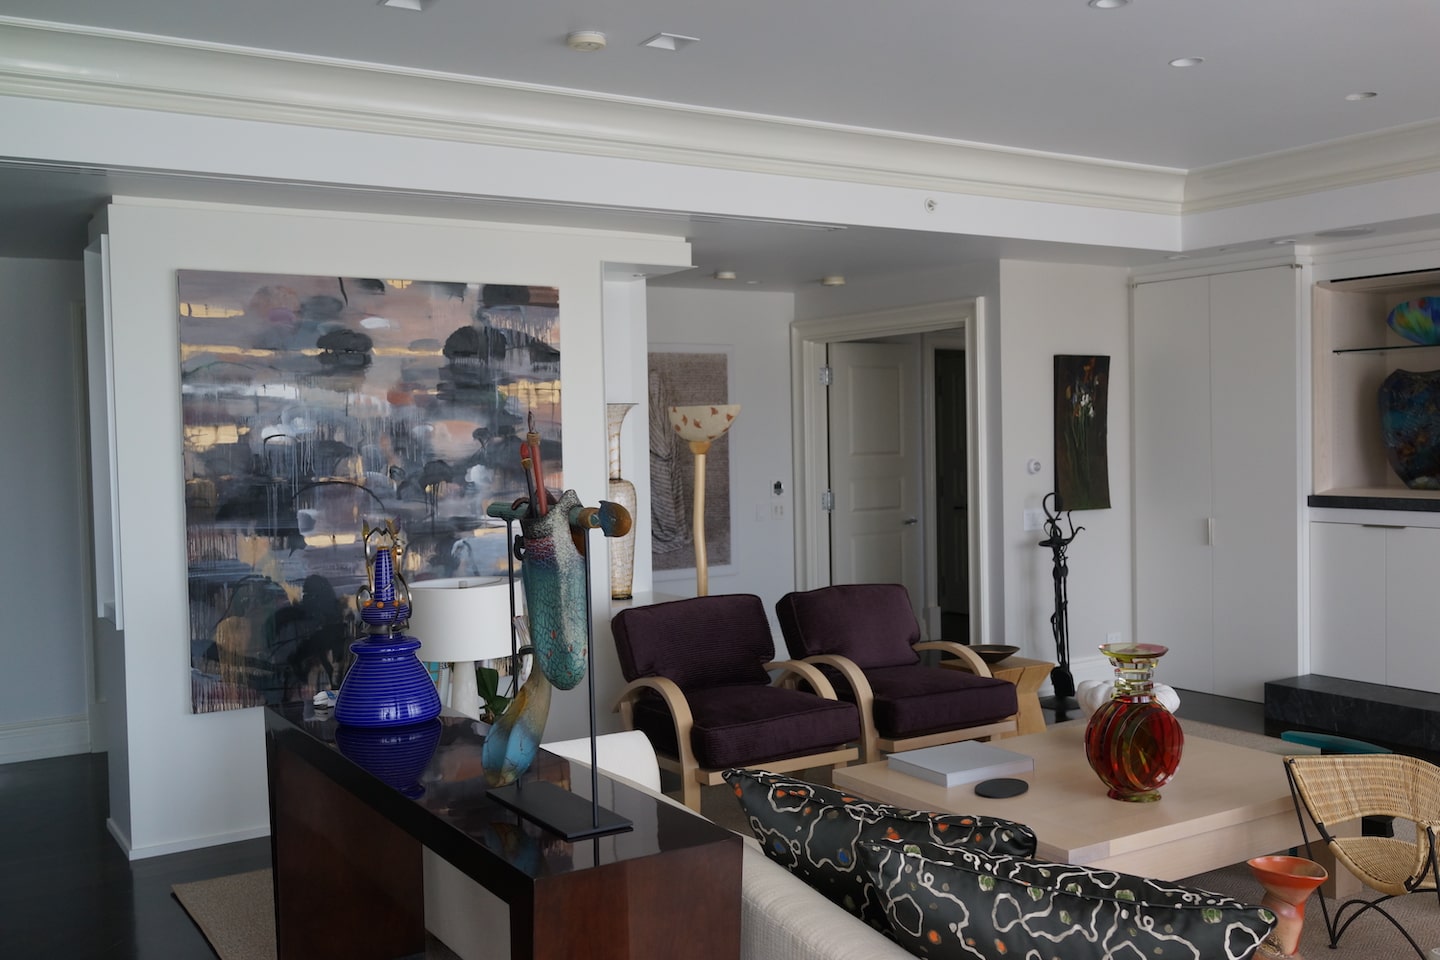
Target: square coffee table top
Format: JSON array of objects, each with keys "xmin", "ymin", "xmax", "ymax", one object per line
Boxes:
[{"xmin": 831, "ymin": 719, "xmax": 1300, "ymax": 880}]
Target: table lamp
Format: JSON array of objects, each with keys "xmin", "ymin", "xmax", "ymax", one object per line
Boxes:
[
  {"xmin": 409, "ymin": 577, "xmax": 520, "ymax": 720},
  {"xmin": 668, "ymin": 404, "xmax": 740, "ymax": 596}
]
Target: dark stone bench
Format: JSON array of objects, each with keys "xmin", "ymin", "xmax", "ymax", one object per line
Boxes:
[{"xmin": 1264, "ymin": 675, "xmax": 1440, "ymax": 760}]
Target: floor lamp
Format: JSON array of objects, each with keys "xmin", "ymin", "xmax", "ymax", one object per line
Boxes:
[
  {"xmin": 409, "ymin": 577, "xmax": 519, "ymax": 720},
  {"xmin": 668, "ymin": 404, "xmax": 740, "ymax": 596}
]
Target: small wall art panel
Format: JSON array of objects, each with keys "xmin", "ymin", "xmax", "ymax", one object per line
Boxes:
[
  {"xmin": 647, "ymin": 349, "xmax": 732, "ymax": 571},
  {"xmin": 178, "ymin": 271, "xmax": 562, "ymax": 713},
  {"xmin": 1053, "ymin": 354, "xmax": 1111, "ymax": 511}
]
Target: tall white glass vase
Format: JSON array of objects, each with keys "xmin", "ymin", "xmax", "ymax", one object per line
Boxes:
[{"xmin": 606, "ymin": 403, "xmax": 638, "ymax": 599}]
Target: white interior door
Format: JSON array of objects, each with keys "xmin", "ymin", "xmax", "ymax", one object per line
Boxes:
[
  {"xmin": 1133, "ymin": 276, "xmax": 1215, "ymax": 692},
  {"xmin": 828, "ymin": 341, "xmax": 924, "ymax": 613}
]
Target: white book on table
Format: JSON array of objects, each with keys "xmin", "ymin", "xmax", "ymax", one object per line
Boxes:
[{"xmin": 886, "ymin": 740, "xmax": 1034, "ymax": 787}]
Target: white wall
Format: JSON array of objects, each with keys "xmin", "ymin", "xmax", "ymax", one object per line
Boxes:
[
  {"xmin": 0, "ymin": 257, "xmax": 94, "ymax": 762},
  {"xmin": 997, "ymin": 261, "xmax": 1133, "ymax": 688},
  {"xmin": 646, "ymin": 287, "xmax": 797, "ymax": 620},
  {"xmin": 98, "ymin": 198, "xmax": 688, "ymax": 857}
]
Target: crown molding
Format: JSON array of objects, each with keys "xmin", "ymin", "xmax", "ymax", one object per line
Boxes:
[
  {"xmin": 1184, "ymin": 120, "xmax": 1440, "ymax": 213},
  {"xmin": 0, "ymin": 17, "xmax": 1185, "ymax": 216}
]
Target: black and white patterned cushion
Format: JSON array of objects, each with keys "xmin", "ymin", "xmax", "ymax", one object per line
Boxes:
[
  {"xmin": 859, "ymin": 840, "xmax": 1276, "ymax": 960},
  {"xmin": 722, "ymin": 768, "xmax": 1037, "ymax": 929}
]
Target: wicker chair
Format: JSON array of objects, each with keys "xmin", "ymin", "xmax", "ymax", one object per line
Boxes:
[{"xmin": 1284, "ymin": 753, "xmax": 1440, "ymax": 958}]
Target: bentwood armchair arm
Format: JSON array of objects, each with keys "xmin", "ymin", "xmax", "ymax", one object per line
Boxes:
[
  {"xmin": 765, "ymin": 658, "xmax": 842, "ymax": 699},
  {"xmin": 615, "ymin": 676, "xmax": 697, "ymax": 796},
  {"xmin": 914, "ymin": 640, "xmax": 995, "ymax": 678}
]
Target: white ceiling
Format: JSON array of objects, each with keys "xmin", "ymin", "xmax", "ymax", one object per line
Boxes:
[{"xmin": 3, "ymin": 0, "xmax": 1439, "ymax": 284}]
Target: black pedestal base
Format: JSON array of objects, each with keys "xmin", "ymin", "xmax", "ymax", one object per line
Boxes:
[{"xmin": 488, "ymin": 780, "xmax": 633, "ymax": 840}]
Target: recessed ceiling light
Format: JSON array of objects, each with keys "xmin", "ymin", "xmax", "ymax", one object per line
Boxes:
[
  {"xmin": 820, "ymin": 275, "xmax": 846, "ymax": 287},
  {"xmin": 378, "ymin": 0, "xmax": 434, "ymax": 10},
  {"xmin": 1169, "ymin": 57, "xmax": 1205, "ymax": 68},
  {"xmin": 1164, "ymin": 254, "xmax": 1189, "ymax": 261},
  {"xmin": 1088, "ymin": 0, "xmax": 1129, "ymax": 8},
  {"xmin": 1344, "ymin": 91, "xmax": 1378, "ymax": 101},
  {"xmin": 640, "ymin": 32, "xmax": 699, "ymax": 52},
  {"xmin": 713, "ymin": 270, "xmax": 736, "ymax": 281},
  {"xmin": 1271, "ymin": 239, "xmax": 1296, "ymax": 245},
  {"xmin": 745, "ymin": 280, "xmax": 762, "ymax": 285},
  {"xmin": 566, "ymin": 31, "xmax": 607, "ymax": 52}
]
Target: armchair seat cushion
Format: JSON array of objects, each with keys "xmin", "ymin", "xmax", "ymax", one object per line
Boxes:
[
  {"xmin": 633, "ymin": 684, "xmax": 861, "ymax": 770},
  {"xmin": 864, "ymin": 665, "xmax": 1018, "ymax": 740}
]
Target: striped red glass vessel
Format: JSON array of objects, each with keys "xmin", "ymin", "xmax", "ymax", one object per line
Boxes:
[{"xmin": 1083, "ymin": 643, "xmax": 1184, "ymax": 802}]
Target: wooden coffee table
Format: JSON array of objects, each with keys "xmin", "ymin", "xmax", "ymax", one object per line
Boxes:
[{"xmin": 834, "ymin": 720, "xmax": 1343, "ymax": 890}]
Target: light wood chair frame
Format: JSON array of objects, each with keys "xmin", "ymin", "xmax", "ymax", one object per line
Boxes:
[
  {"xmin": 797, "ymin": 641, "xmax": 1017, "ymax": 763},
  {"xmin": 614, "ymin": 659, "xmax": 860, "ymax": 811},
  {"xmin": 1284, "ymin": 753, "xmax": 1440, "ymax": 958}
]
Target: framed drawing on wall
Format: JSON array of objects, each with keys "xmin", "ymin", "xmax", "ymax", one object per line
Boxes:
[
  {"xmin": 647, "ymin": 348, "xmax": 733, "ymax": 574},
  {"xmin": 178, "ymin": 271, "xmax": 562, "ymax": 713}
]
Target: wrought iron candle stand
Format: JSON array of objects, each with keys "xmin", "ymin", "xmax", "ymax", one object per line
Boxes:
[{"xmin": 1038, "ymin": 492, "xmax": 1083, "ymax": 722}]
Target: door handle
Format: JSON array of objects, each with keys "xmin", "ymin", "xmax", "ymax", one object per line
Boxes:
[{"xmin": 903, "ymin": 517, "xmax": 918, "ymax": 525}]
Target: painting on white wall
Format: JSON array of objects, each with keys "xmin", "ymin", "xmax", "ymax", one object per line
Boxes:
[
  {"xmin": 647, "ymin": 349, "xmax": 732, "ymax": 572},
  {"xmin": 178, "ymin": 271, "xmax": 562, "ymax": 713}
]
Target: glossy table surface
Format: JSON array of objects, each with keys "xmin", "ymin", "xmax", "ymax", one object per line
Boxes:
[{"xmin": 264, "ymin": 701, "xmax": 735, "ymax": 890}]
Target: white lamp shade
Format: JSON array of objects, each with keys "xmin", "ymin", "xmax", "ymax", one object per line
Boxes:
[{"xmin": 408, "ymin": 577, "xmax": 520, "ymax": 664}]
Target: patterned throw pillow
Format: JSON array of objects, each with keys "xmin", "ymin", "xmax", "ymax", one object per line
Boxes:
[
  {"xmin": 722, "ymin": 768, "xmax": 1037, "ymax": 929},
  {"xmin": 859, "ymin": 840, "xmax": 1276, "ymax": 960}
]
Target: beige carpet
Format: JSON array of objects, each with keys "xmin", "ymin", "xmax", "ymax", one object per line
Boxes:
[
  {"xmin": 172, "ymin": 870, "xmax": 275, "ymax": 960},
  {"xmin": 176, "ymin": 722, "xmax": 1440, "ymax": 960}
]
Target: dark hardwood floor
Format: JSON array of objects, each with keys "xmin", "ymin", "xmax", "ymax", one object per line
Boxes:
[
  {"xmin": 0, "ymin": 690, "xmax": 1265, "ymax": 960},
  {"xmin": 0, "ymin": 752, "xmax": 270, "ymax": 960}
]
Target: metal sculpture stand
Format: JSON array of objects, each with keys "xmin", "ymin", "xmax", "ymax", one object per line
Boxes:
[{"xmin": 1039, "ymin": 492, "xmax": 1083, "ymax": 722}]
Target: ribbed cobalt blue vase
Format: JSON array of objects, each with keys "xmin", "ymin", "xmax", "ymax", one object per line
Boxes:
[
  {"xmin": 333, "ymin": 633, "xmax": 442, "ymax": 728},
  {"xmin": 335, "ymin": 519, "xmax": 443, "ymax": 728}
]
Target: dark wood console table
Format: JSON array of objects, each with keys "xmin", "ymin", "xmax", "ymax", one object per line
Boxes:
[{"xmin": 264, "ymin": 702, "xmax": 741, "ymax": 960}]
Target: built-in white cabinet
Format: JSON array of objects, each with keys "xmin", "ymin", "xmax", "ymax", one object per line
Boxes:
[
  {"xmin": 1310, "ymin": 520, "xmax": 1440, "ymax": 692},
  {"xmin": 1133, "ymin": 265, "xmax": 1303, "ymax": 700}
]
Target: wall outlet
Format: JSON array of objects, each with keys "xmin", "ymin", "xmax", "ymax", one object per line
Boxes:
[
  {"xmin": 770, "ymin": 502, "xmax": 785, "ymax": 519},
  {"xmin": 1106, "ymin": 632, "xmax": 1122, "ymax": 645},
  {"xmin": 1023, "ymin": 508, "xmax": 1043, "ymax": 531}
]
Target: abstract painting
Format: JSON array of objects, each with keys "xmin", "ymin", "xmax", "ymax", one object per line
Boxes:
[
  {"xmin": 1054, "ymin": 354, "xmax": 1111, "ymax": 511},
  {"xmin": 647, "ymin": 350, "xmax": 732, "ymax": 571},
  {"xmin": 179, "ymin": 271, "xmax": 561, "ymax": 713}
]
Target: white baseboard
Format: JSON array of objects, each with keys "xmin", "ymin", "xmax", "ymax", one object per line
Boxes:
[
  {"xmin": 0, "ymin": 714, "xmax": 91, "ymax": 764},
  {"xmin": 119, "ymin": 822, "xmax": 271, "ymax": 861}
]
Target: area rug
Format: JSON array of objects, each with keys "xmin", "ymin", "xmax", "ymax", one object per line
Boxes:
[
  {"xmin": 172, "ymin": 869, "xmax": 275, "ymax": 960},
  {"xmin": 177, "ymin": 721, "xmax": 1439, "ymax": 960}
]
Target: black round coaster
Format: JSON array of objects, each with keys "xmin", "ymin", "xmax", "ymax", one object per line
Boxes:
[{"xmin": 974, "ymin": 777, "xmax": 1029, "ymax": 799}]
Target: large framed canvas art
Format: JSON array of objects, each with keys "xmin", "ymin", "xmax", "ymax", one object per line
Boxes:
[{"xmin": 179, "ymin": 271, "xmax": 562, "ymax": 713}]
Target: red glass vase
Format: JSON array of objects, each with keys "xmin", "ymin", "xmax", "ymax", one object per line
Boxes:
[{"xmin": 1083, "ymin": 643, "xmax": 1184, "ymax": 802}]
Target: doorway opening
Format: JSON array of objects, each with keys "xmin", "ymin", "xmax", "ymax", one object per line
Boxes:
[{"xmin": 790, "ymin": 298, "xmax": 989, "ymax": 644}]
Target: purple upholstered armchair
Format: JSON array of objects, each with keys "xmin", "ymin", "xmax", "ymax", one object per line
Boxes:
[
  {"xmin": 611, "ymin": 594, "xmax": 861, "ymax": 810},
  {"xmin": 775, "ymin": 583, "xmax": 1018, "ymax": 762}
]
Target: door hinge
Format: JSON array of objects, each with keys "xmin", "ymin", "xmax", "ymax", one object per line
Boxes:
[
  {"xmin": 820, "ymin": 490, "xmax": 835, "ymax": 512},
  {"xmin": 818, "ymin": 365, "xmax": 833, "ymax": 386}
]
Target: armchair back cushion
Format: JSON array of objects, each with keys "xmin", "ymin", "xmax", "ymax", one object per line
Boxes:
[
  {"xmin": 612, "ymin": 594, "xmax": 773, "ymax": 691},
  {"xmin": 775, "ymin": 584, "xmax": 920, "ymax": 669}
]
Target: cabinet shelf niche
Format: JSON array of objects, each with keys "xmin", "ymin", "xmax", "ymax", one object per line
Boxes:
[{"xmin": 1313, "ymin": 268, "xmax": 1440, "ymax": 508}]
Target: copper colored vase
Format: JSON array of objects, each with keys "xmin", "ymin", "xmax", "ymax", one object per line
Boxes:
[{"xmin": 1083, "ymin": 643, "xmax": 1184, "ymax": 802}]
